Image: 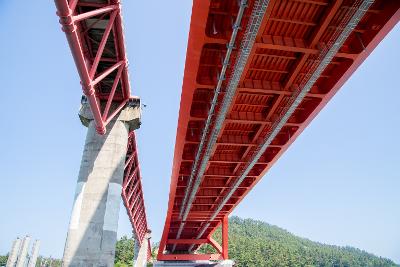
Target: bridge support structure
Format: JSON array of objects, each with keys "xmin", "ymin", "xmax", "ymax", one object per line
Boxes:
[
  {"xmin": 156, "ymin": 217, "xmax": 232, "ymax": 266},
  {"xmin": 133, "ymin": 232, "xmax": 151, "ymax": 267},
  {"xmin": 62, "ymin": 102, "xmax": 140, "ymax": 266}
]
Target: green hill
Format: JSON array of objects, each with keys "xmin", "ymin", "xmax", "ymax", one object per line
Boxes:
[
  {"xmin": 3, "ymin": 216, "xmax": 395, "ymax": 267},
  {"xmin": 199, "ymin": 216, "xmax": 398, "ymax": 267}
]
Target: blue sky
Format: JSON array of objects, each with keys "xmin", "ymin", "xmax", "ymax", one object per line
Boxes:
[{"xmin": 0, "ymin": 0, "xmax": 399, "ymax": 263}]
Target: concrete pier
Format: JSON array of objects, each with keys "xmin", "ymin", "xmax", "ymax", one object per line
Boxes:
[
  {"xmin": 133, "ymin": 234, "xmax": 141, "ymax": 267},
  {"xmin": 6, "ymin": 237, "xmax": 21, "ymax": 267},
  {"xmin": 133, "ymin": 233, "xmax": 151, "ymax": 267},
  {"xmin": 62, "ymin": 102, "xmax": 140, "ymax": 267},
  {"xmin": 28, "ymin": 239, "xmax": 41, "ymax": 267},
  {"xmin": 16, "ymin": 235, "xmax": 30, "ymax": 267}
]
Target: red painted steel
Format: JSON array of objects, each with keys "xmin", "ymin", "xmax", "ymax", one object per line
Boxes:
[
  {"xmin": 222, "ymin": 216, "xmax": 228, "ymax": 260},
  {"xmin": 55, "ymin": 0, "xmax": 132, "ymax": 135},
  {"xmin": 159, "ymin": 0, "xmax": 400, "ymax": 261},
  {"xmin": 158, "ymin": 253, "xmax": 223, "ymax": 261},
  {"xmin": 54, "ymin": 0, "xmax": 150, "ymax": 252},
  {"xmin": 122, "ymin": 132, "xmax": 149, "ymax": 245}
]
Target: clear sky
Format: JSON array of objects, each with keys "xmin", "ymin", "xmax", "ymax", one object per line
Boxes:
[{"xmin": 0, "ymin": 0, "xmax": 399, "ymax": 263}]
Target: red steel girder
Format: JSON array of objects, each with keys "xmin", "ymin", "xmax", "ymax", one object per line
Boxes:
[{"xmin": 159, "ymin": 0, "xmax": 400, "ymax": 260}]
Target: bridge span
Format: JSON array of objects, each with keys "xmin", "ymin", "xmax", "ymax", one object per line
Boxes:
[
  {"xmin": 157, "ymin": 0, "xmax": 400, "ymax": 264},
  {"xmin": 53, "ymin": 0, "xmax": 399, "ymax": 266}
]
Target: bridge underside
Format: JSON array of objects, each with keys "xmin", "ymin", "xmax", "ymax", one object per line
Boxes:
[{"xmin": 159, "ymin": 0, "xmax": 400, "ymax": 261}]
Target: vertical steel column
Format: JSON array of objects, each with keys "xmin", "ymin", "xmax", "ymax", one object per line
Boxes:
[{"xmin": 222, "ymin": 217, "xmax": 229, "ymax": 260}]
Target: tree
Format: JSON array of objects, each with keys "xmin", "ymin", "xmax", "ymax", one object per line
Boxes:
[
  {"xmin": 199, "ymin": 216, "xmax": 398, "ymax": 267},
  {"xmin": 0, "ymin": 254, "xmax": 8, "ymax": 266},
  {"xmin": 115, "ymin": 235, "xmax": 134, "ymax": 266}
]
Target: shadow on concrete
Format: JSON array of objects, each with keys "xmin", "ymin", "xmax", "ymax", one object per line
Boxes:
[{"xmin": 63, "ymin": 119, "xmax": 130, "ymax": 267}]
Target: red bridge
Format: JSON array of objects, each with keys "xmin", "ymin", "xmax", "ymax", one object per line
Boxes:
[
  {"xmin": 157, "ymin": 0, "xmax": 399, "ymax": 262},
  {"xmin": 54, "ymin": 0, "xmax": 399, "ymax": 266}
]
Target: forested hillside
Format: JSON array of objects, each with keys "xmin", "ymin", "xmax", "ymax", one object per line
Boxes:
[
  {"xmin": 9, "ymin": 216, "xmax": 392, "ymax": 266},
  {"xmin": 199, "ymin": 216, "xmax": 397, "ymax": 267}
]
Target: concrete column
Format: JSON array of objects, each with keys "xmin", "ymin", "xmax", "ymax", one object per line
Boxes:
[
  {"xmin": 133, "ymin": 234, "xmax": 140, "ymax": 265},
  {"xmin": 62, "ymin": 102, "xmax": 141, "ymax": 267},
  {"xmin": 6, "ymin": 237, "xmax": 21, "ymax": 267},
  {"xmin": 28, "ymin": 239, "xmax": 41, "ymax": 267},
  {"xmin": 16, "ymin": 235, "xmax": 30, "ymax": 267},
  {"xmin": 133, "ymin": 233, "xmax": 150, "ymax": 267}
]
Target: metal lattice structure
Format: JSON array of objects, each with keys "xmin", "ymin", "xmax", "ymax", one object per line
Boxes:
[
  {"xmin": 158, "ymin": 0, "xmax": 400, "ymax": 261},
  {"xmin": 55, "ymin": 0, "xmax": 132, "ymax": 135},
  {"xmin": 122, "ymin": 132, "xmax": 149, "ymax": 244},
  {"xmin": 54, "ymin": 0, "xmax": 149, "ymax": 250}
]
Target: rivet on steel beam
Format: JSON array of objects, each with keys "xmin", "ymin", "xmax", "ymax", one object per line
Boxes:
[
  {"xmin": 57, "ymin": 11, "xmax": 77, "ymax": 33},
  {"xmin": 96, "ymin": 125, "xmax": 106, "ymax": 135},
  {"xmin": 80, "ymin": 82, "xmax": 96, "ymax": 97}
]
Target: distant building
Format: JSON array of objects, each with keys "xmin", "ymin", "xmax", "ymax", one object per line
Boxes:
[{"xmin": 6, "ymin": 236, "xmax": 40, "ymax": 267}]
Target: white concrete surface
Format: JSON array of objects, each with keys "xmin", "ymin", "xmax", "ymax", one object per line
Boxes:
[
  {"xmin": 6, "ymin": 237, "xmax": 21, "ymax": 267},
  {"xmin": 63, "ymin": 103, "xmax": 141, "ymax": 267}
]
